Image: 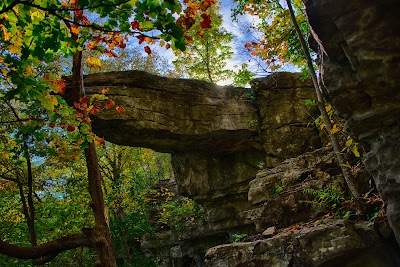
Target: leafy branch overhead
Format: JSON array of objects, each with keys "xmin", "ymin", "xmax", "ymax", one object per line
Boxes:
[{"xmin": 0, "ymin": 0, "xmax": 218, "ymax": 265}]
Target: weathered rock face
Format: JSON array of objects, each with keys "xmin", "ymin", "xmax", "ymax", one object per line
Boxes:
[
  {"xmin": 305, "ymin": 0, "xmax": 400, "ymax": 243},
  {"xmin": 246, "ymin": 148, "xmax": 342, "ymax": 231},
  {"xmin": 254, "ymin": 72, "xmax": 321, "ymax": 167},
  {"xmin": 141, "ymin": 149, "xmax": 354, "ymax": 267},
  {"xmin": 205, "ymin": 221, "xmax": 400, "ymax": 267},
  {"xmin": 83, "ymin": 71, "xmax": 326, "ymax": 265},
  {"xmin": 84, "ymin": 70, "xmax": 260, "ymax": 154},
  {"xmin": 85, "ymin": 71, "xmax": 319, "ymax": 163}
]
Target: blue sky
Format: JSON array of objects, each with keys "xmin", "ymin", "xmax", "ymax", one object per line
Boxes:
[{"xmin": 123, "ymin": 0, "xmax": 299, "ymax": 85}]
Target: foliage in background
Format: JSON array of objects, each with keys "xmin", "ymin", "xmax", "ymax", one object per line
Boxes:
[
  {"xmin": 233, "ymin": 0, "xmax": 313, "ymax": 72},
  {"xmin": 173, "ymin": 1, "xmax": 234, "ymax": 83}
]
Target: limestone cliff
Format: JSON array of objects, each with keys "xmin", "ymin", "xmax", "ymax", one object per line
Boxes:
[
  {"xmin": 305, "ymin": 0, "xmax": 400, "ymax": 244},
  {"xmin": 81, "ymin": 68, "xmax": 399, "ymax": 266}
]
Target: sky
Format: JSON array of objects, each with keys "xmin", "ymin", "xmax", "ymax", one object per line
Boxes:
[{"xmin": 124, "ymin": 0, "xmax": 299, "ymax": 86}]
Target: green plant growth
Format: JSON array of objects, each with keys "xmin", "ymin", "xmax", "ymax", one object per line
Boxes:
[
  {"xmin": 173, "ymin": 0, "xmax": 235, "ymax": 83},
  {"xmin": 303, "ymin": 186, "xmax": 345, "ymax": 211},
  {"xmin": 273, "ymin": 184, "xmax": 285, "ymax": 196},
  {"xmin": 231, "ymin": 233, "xmax": 248, "ymax": 243}
]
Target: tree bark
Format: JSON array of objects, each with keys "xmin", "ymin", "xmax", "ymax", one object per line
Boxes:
[
  {"xmin": 0, "ymin": 231, "xmax": 92, "ymax": 263},
  {"xmin": 24, "ymin": 141, "xmax": 37, "ymax": 246},
  {"xmin": 285, "ymin": 0, "xmax": 360, "ymax": 197},
  {"xmin": 71, "ymin": 12, "xmax": 117, "ymax": 265}
]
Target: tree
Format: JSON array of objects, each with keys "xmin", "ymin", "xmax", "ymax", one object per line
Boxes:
[
  {"xmin": 173, "ymin": 0, "xmax": 234, "ymax": 83},
  {"xmin": 234, "ymin": 0, "xmax": 311, "ymax": 72},
  {"xmin": 284, "ymin": 0, "xmax": 360, "ymax": 197},
  {"xmin": 234, "ymin": 0, "xmax": 361, "ymax": 197},
  {"xmin": 0, "ymin": 0, "xmax": 215, "ymax": 265}
]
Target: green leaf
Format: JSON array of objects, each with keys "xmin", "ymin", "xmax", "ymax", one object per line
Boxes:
[
  {"xmin": 345, "ymin": 139, "xmax": 353, "ymax": 147},
  {"xmin": 140, "ymin": 21, "xmax": 154, "ymax": 30},
  {"xmin": 352, "ymin": 145, "xmax": 360, "ymax": 158}
]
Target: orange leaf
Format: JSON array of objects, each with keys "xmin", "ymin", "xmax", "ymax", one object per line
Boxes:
[
  {"xmin": 199, "ymin": 0, "xmax": 215, "ymax": 11},
  {"xmin": 51, "ymin": 80, "xmax": 67, "ymax": 95},
  {"xmin": 71, "ymin": 24, "xmax": 80, "ymax": 35},
  {"xmin": 105, "ymin": 99, "xmax": 115, "ymax": 109},
  {"xmin": 81, "ymin": 16, "xmax": 90, "ymax": 25},
  {"xmin": 73, "ymin": 102, "xmax": 86, "ymax": 110},
  {"xmin": 116, "ymin": 106, "xmax": 125, "ymax": 114},
  {"xmin": 101, "ymin": 88, "xmax": 110, "ymax": 94},
  {"xmin": 196, "ymin": 30, "xmax": 204, "ymax": 38},
  {"xmin": 86, "ymin": 57, "xmax": 102, "ymax": 68},
  {"xmin": 86, "ymin": 103, "xmax": 102, "ymax": 114},
  {"xmin": 94, "ymin": 136, "xmax": 105, "ymax": 146},
  {"xmin": 87, "ymin": 41, "xmax": 97, "ymax": 50},
  {"xmin": 82, "ymin": 117, "xmax": 91, "ymax": 124}
]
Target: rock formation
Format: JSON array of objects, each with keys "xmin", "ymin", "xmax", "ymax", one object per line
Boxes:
[
  {"xmin": 84, "ymin": 70, "xmax": 260, "ymax": 154},
  {"xmin": 305, "ymin": 0, "xmax": 400, "ymax": 244},
  {"xmin": 205, "ymin": 220, "xmax": 400, "ymax": 267},
  {"xmin": 82, "ymin": 67, "xmax": 399, "ymax": 266}
]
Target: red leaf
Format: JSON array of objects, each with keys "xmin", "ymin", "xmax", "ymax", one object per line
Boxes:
[
  {"xmin": 67, "ymin": 125, "xmax": 76, "ymax": 132},
  {"xmin": 144, "ymin": 46, "xmax": 152, "ymax": 55},
  {"xmin": 80, "ymin": 96, "xmax": 90, "ymax": 103},
  {"xmin": 200, "ymin": 14, "xmax": 211, "ymax": 29},
  {"xmin": 185, "ymin": 17, "xmax": 195, "ymax": 29},
  {"xmin": 166, "ymin": 44, "xmax": 171, "ymax": 49},
  {"xmin": 137, "ymin": 35, "xmax": 145, "ymax": 44},
  {"xmin": 131, "ymin": 21, "xmax": 140, "ymax": 30},
  {"xmin": 104, "ymin": 49, "xmax": 117, "ymax": 58}
]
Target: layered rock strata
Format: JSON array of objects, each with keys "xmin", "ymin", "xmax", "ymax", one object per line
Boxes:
[
  {"xmin": 305, "ymin": 0, "xmax": 400, "ymax": 243},
  {"xmin": 82, "ymin": 71, "xmax": 323, "ymax": 265},
  {"xmin": 205, "ymin": 220, "xmax": 400, "ymax": 267}
]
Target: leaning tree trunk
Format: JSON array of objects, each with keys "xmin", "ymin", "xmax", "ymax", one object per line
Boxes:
[
  {"xmin": 285, "ymin": 0, "xmax": 361, "ymax": 198},
  {"xmin": 71, "ymin": 12, "xmax": 117, "ymax": 267}
]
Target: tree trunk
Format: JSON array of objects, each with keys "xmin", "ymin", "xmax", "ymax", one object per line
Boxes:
[
  {"xmin": 285, "ymin": 0, "xmax": 361, "ymax": 197},
  {"xmin": 71, "ymin": 14, "xmax": 117, "ymax": 266},
  {"xmin": 24, "ymin": 142, "xmax": 37, "ymax": 247}
]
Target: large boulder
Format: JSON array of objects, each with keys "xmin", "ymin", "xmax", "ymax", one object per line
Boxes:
[{"xmin": 305, "ymin": 0, "xmax": 400, "ymax": 243}]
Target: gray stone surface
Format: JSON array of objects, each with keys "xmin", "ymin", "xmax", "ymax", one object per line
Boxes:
[
  {"xmin": 205, "ymin": 221, "xmax": 400, "ymax": 267},
  {"xmin": 254, "ymin": 72, "xmax": 321, "ymax": 167},
  {"xmin": 83, "ymin": 70, "xmax": 260, "ymax": 154},
  {"xmin": 305, "ymin": 0, "xmax": 400, "ymax": 244}
]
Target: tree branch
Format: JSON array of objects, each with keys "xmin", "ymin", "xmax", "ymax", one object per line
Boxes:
[
  {"xmin": 0, "ymin": 0, "xmax": 20, "ymax": 15},
  {"xmin": 285, "ymin": 0, "xmax": 360, "ymax": 197},
  {"xmin": 0, "ymin": 230, "xmax": 92, "ymax": 261},
  {"xmin": 18, "ymin": 0, "xmax": 130, "ymax": 12}
]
